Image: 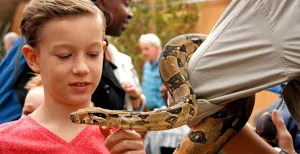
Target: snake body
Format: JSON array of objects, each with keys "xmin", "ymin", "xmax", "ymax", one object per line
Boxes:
[{"xmin": 70, "ymin": 34, "xmax": 255, "ymax": 154}]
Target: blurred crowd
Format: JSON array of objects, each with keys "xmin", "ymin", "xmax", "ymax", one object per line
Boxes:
[{"xmin": 0, "ymin": 0, "xmax": 299, "ymax": 154}]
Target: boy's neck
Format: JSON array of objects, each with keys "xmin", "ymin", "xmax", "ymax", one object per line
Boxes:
[{"xmin": 30, "ymin": 97, "xmax": 91, "ymax": 142}]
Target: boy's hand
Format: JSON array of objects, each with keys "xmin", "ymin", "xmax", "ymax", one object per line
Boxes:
[{"xmin": 100, "ymin": 126, "xmax": 144, "ymax": 154}]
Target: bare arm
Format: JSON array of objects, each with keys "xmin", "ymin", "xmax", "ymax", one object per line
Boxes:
[
  {"xmin": 221, "ymin": 125, "xmax": 277, "ymax": 154},
  {"xmin": 222, "ymin": 110, "xmax": 296, "ymax": 154}
]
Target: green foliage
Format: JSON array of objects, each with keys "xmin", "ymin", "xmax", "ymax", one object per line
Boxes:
[
  {"xmin": 0, "ymin": 1, "xmax": 21, "ymax": 62},
  {"xmin": 0, "ymin": 43, "xmax": 4, "ymax": 62},
  {"xmin": 0, "ymin": 26, "xmax": 8, "ymax": 62},
  {"xmin": 110, "ymin": 0, "xmax": 200, "ymax": 78}
]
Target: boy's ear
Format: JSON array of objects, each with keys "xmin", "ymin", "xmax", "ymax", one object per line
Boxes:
[
  {"xmin": 103, "ymin": 40, "xmax": 107, "ymax": 52},
  {"xmin": 22, "ymin": 45, "xmax": 40, "ymax": 73}
]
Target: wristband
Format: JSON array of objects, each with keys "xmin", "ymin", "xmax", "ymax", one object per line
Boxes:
[{"xmin": 274, "ymin": 147, "xmax": 288, "ymax": 154}]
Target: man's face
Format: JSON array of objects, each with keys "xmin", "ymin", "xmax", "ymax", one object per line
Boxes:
[
  {"xmin": 101, "ymin": 0, "xmax": 133, "ymax": 36},
  {"xmin": 4, "ymin": 41, "xmax": 12, "ymax": 52},
  {"xmin": 140, "ymin": 42, "xmax": 160, "ymax": 63}
]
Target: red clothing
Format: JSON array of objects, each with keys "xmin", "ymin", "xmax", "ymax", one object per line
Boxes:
[{"xmin": 0, "ymin": 116, "xmax": 110, "ymax": 154}]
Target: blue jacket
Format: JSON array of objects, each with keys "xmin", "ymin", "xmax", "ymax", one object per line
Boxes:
[
  {"xmin": 267, "ymin": 83, "xmax": 287, "ymax": 94},
  {"xmin": 0, "ymin": 37, "xmax": 26, "ymax": 124}
]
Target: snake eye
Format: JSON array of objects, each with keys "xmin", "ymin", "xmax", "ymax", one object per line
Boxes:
[
  {"xmin": 70, "ymin": 115, "xmax": 77, "ymax": 123},
  {"xmin": 179, "ymin": 45, "xmax": 186, "ymax": 52},
  {"xmin": 177, "ymin": 58, "xmax": 184, "ymax": 67},
  {"xmin": 89, "ymin": 112, "xmax": 107, "ymax": 119}
]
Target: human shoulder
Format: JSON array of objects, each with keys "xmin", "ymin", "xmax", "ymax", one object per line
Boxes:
[
  {"xmin": 0, "ymin": 119, "xmax": 22, "ymax": 134},
  {"xmin": 114, "ymin": 52, "xmax": 132, "ymax": 68},
  {"xmin": 118, "ymin": 52, "xmax": 132, "ymax": 64},
  {"xmin": 109, "ymin": 44, "xmax": 131, "ymax": 61},
  {"xmin": 107, "ymin": 43, "xmax": 132, "ymax": 65},
  {"xmin": 0, "ymin": 117, "xmax": 38, "ymax": 138},
  {"xmin": 0, "ymin": 117, "xmax": 35, "ymax": 151}
]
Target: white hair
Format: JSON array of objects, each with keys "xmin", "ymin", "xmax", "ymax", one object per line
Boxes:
[
  {"xmin": 139, "ymin": 33, "xmax": 161, "ymax": 48},
  {"xmin": 3, "ymin": 32, "xmax": 18, "ymax": 43}
]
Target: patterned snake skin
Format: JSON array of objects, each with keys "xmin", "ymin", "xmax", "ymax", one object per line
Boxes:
[{"xmin": 70, "ymin": 34, "xmax": 255, "ymax": 154}]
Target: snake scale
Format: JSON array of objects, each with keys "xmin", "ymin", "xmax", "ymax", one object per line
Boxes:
[{"xmin": 70, "ymin": 34, "xmax": 255, "ymax": 154}]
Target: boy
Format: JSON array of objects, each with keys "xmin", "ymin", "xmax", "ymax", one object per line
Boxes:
[{"xmin": 0, "ymin": 0, "xmax": 144, "ymax": 153}]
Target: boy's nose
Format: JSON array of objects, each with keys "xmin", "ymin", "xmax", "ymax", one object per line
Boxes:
[{"xmin": 72, "ymin": 60, "xmax": 89, "ymax": 75}]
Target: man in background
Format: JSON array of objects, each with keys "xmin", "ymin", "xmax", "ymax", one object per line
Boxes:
[
  {"xmin": 139, "ymin": 33, "xmax": 165, "ymax": 111},
  {"xmin": 3, "ymin": 32, "xmax": 18, "ymax": 53}
]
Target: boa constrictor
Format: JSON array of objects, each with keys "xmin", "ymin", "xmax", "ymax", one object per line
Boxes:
[{"xmin": 70, "ymin": 34, "xmax": 255, "ymax": 154}]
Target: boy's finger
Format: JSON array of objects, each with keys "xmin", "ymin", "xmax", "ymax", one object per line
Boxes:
[
  {"xmin": 109, "ymin": 140, "xmax": 144, "ymax": 154},
  {"xmin": 99, "ymin": 126, "xmax": 113, "ymax": 138},
  {"xmin": 105, "ymin": 129, "xmax": 141, "ymax": 150}
]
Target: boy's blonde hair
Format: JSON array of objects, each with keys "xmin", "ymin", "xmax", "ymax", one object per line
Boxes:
[
  {"xmin": 21, "ymin": 0, "xmax": 106, "ymax": 47},
  {"xmin": 25, "ymin": 74, "xmax": 43, "ymax": 90}
]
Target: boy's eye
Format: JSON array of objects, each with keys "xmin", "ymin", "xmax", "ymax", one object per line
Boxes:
[
  {"xmin": 88, "ymin": 53, "xmax": 99, "ymax": 57},
  {"xmin": 57, "ymin": 54, "xmax": 71, "ymax": 59}
]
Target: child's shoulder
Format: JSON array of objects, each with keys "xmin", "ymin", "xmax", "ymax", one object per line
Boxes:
[
  {"xmin": 0, "ymin": 116, "xmax": 38, "ymax": 138},
  {"xmin": 0, "ymin": 116, "xmax": 39, "ymax": 142},
  {"xmin": 0, "ymin": 117, "xmax": 36, "ymax": 150},
  {"xmin": 0, "ymin": 118, "xmax": 23, "ymax": 133}
]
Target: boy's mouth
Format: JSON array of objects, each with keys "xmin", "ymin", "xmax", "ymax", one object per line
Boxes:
[
  {"xmin": 69, "ymin": 82, "xmax": 92, "ymax": 92},
  {"xmin": 69, "ymin": 82, "xmax": 91, "ymax": 86}
]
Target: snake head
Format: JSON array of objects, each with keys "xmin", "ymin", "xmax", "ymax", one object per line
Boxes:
[
  {"xmin": 70, "ymin": 107, "xmax": 109, "ymax": 125},
  {"xmin": 70, "ymin": 113, "xmax": 80, "ymax": 124},
  {"xmin": 70, "ymin": 111, "xmax": 107, "ymax": 124}
]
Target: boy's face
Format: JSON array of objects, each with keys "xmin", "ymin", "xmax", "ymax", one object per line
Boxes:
[{"xmin": 24, "ymin": 15, "xmax": 106, "ymax": 106}]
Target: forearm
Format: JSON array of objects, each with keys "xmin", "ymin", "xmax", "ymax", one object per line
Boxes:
[{"xmin": 221, "ymin": 125, "xmax": 277, "ymax": 154}]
